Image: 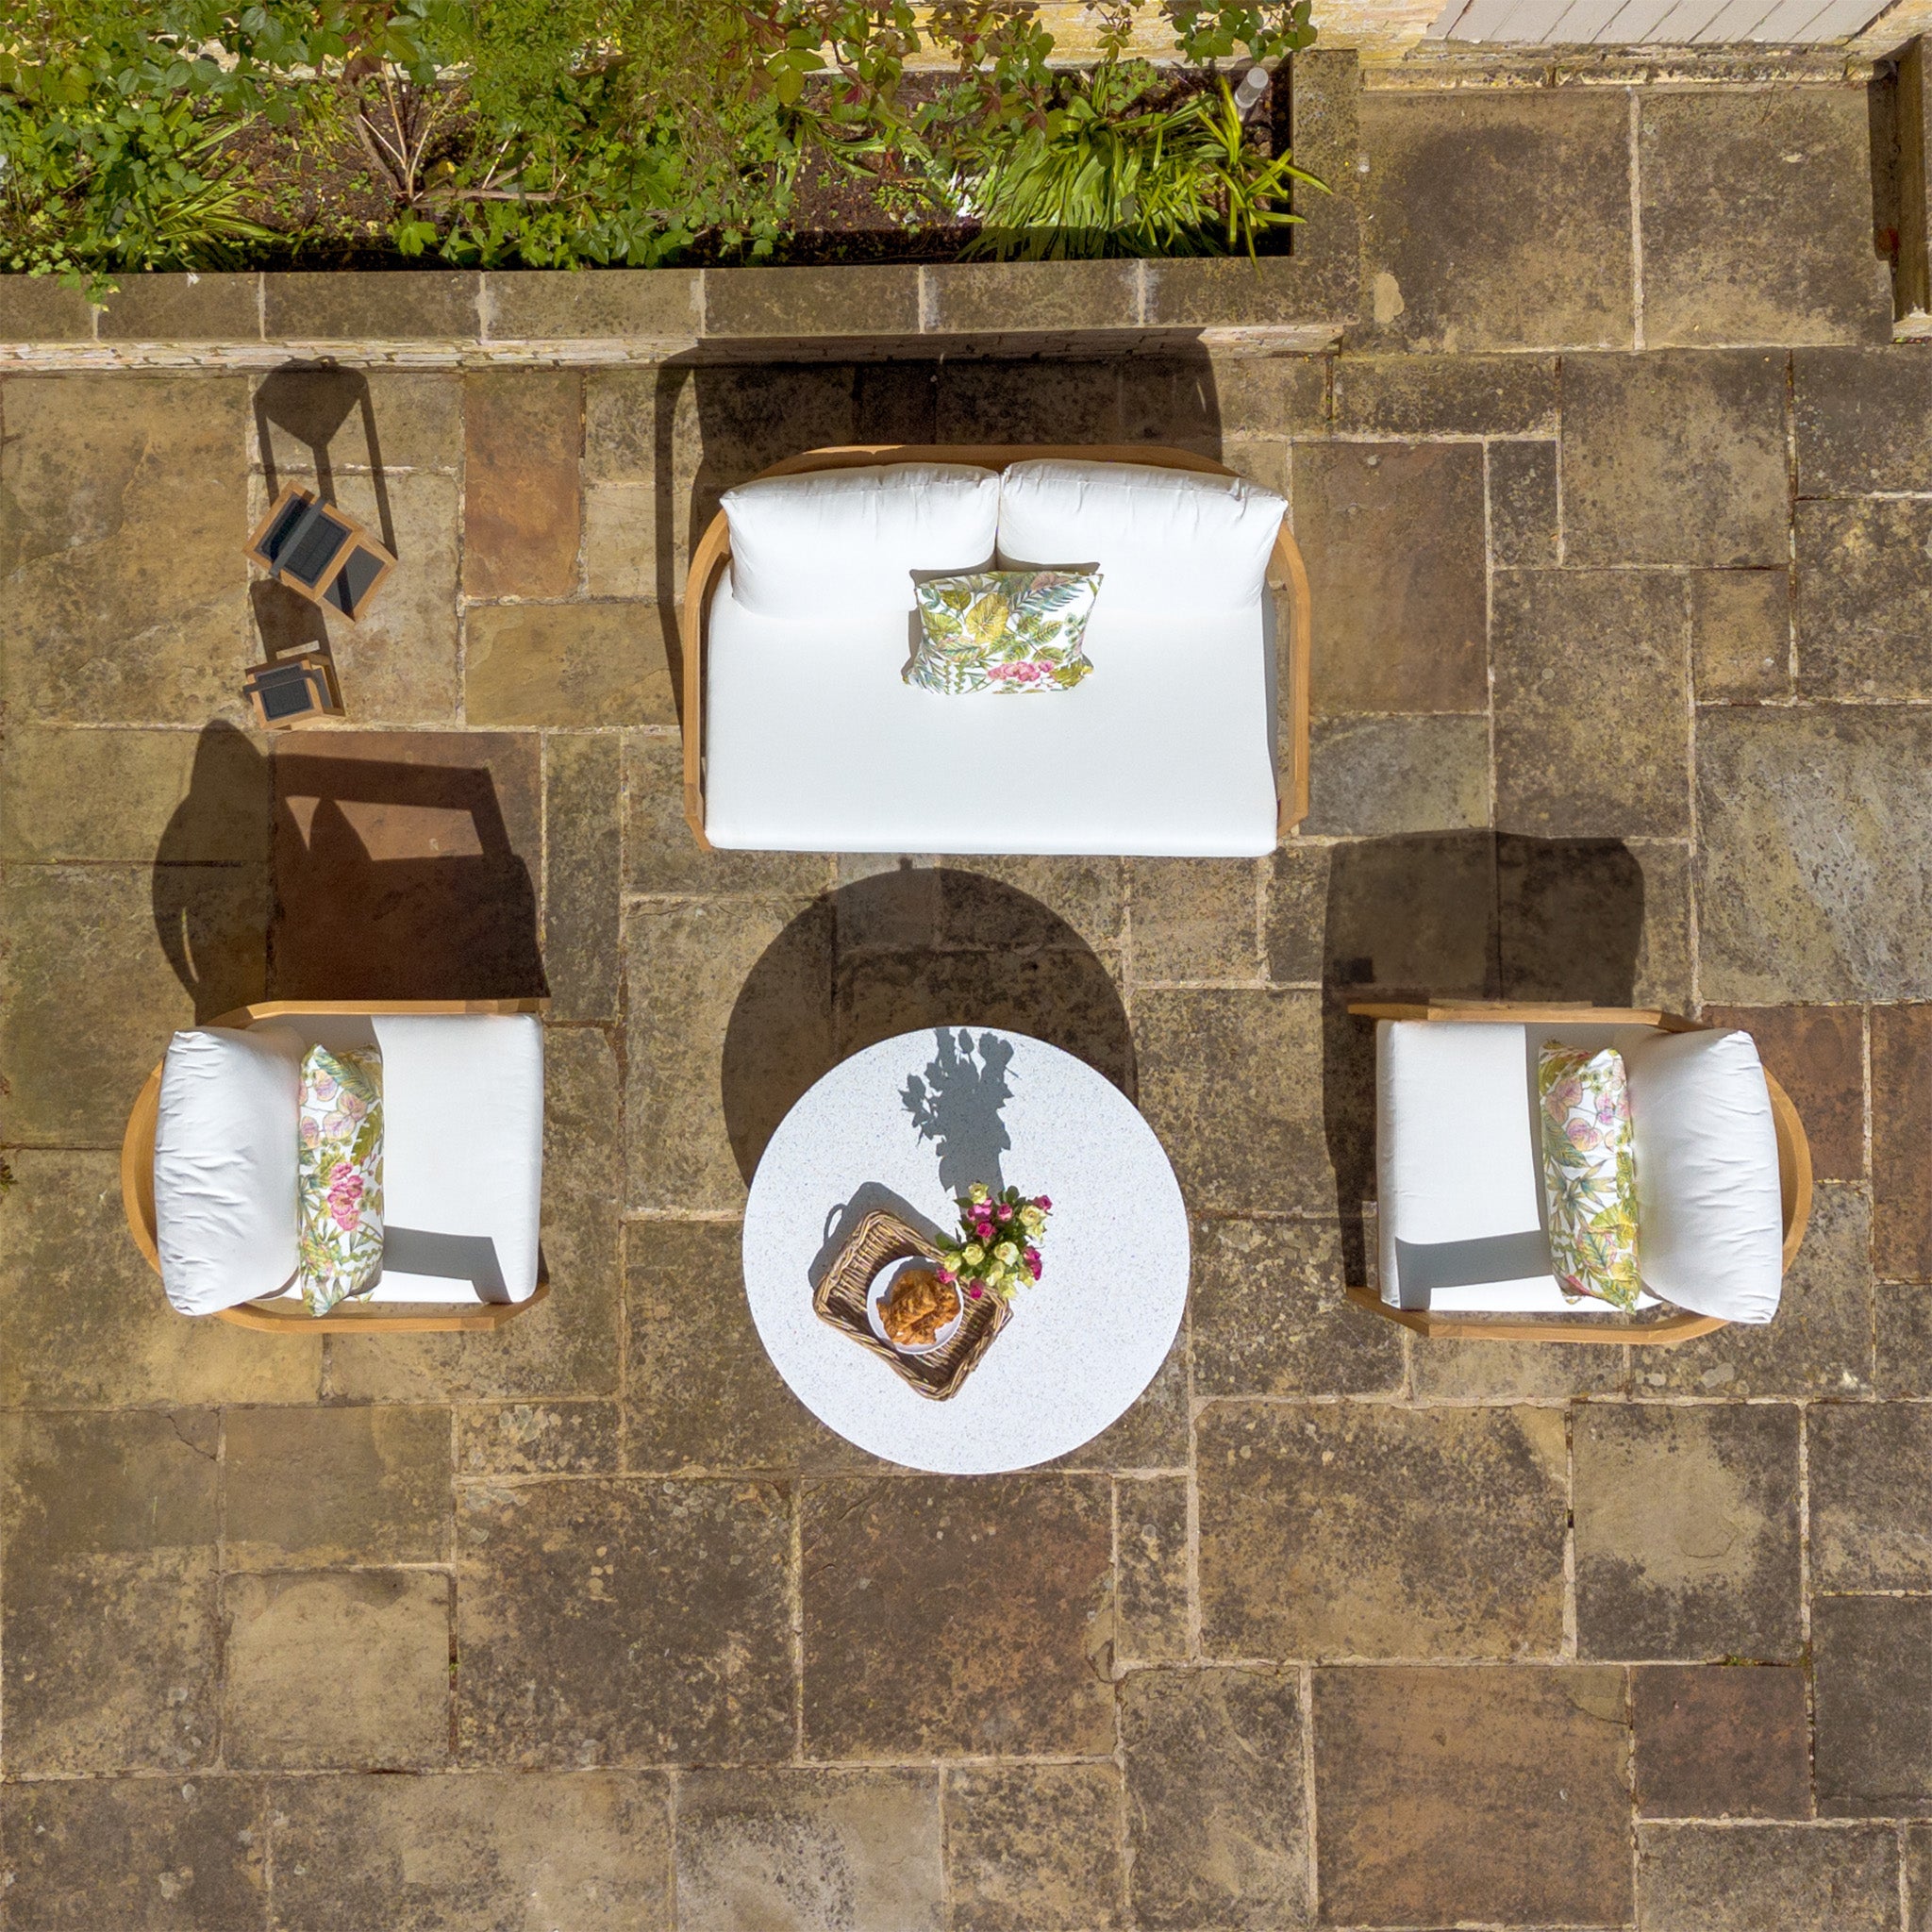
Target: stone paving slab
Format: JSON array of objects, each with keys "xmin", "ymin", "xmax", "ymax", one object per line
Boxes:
[{"xmin": 8, "ymin": 74, "xmax": 1932, "ymax": 1929}]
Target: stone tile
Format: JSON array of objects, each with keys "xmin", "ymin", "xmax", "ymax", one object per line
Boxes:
[
  {"xmin": 1702, "ymin": 1004, "xmax": 1863, "ymax": 1183},
  {"xmin": 0, "ymin": 375, "xmax": 253, "ymax": 724},
  {"xmin": 1306, "ymin": 713, "xmax": 1490, "ymax": 837},
  {"xmin": 1357, "ymin": 92, "xmax": 1634, "ymax": 351},
  {"xmin": 223, "ymin": 1569, "xmax": 451, "ymax": 1769},
  {"xmin": 624, "ymin": 731, "xmax": 829, "ymax": 897},
  {"xmin": 1208, "ymin": 353, "xmax": 1330, "ymax": 436},
  {"xmin": 543, "ymin": 732, "xmax": 622, "ymax": 1022},
  {"xmin": 1116, "ymin": 1475, "xmax": 1191, "ymax": 1662},
  {"xmin": 1050, "ymin": 1327, "xmax": 1191, "ymax": 1474},
  {"xmin": 1, "ymin": 863, "xmax": 265, "ymax": 1143},
  {"xmin": 1118, "ymin": 357, "xmax": 1222, "ymax": 446},
  {"xmin": 1877, "ymin": 1283, "xmax": 1932, "ymax": 1396},
  {"xmin": 1122, "ymin": 1667, "xmax": 1310, "ymax": 1932},
  {"xmin": 1633, "ymin": 1663, "xmax": 1810, "ymax": 1819},
  {"xmin": 0, "ymin": 722, "xmax": 270, "ymax": 863},
  {"xmin": 584, "ymin": 368, "xmax": 675, "ymax": 484},
  {"xmin": 946, "ymin": 1762, "xmax": 1123, "ymax": 1932},
  {"xmin": 1, "ymin": 1410, "xmax": 221, "ymax": 1773},
  {"xmin": 1912, "ymin": 1824, "xmax": 1932, "ymax": 1932},
  {"xmin": 462, "ymin": 368, "xmax": 582, "ymax": 599},
  {"xmin": 1641, "ymin": 1184, "xmax": 1873, "ymax": 1400},
  {"xmin": 1293, "ymin": 441, "xmax": 1488, "ymax": 714},
  {"xmin": 935, "ymin": 358, "xmax": 1122, "ymax": 443},
  {"xmin": 0, "ymin": 1775, "xmax": 268, "ymax": 1931},
  {"xmin": 1314, "ymin": 1664, "xmax": 1632, "ymax": 1926},
  {"xmin": 1810, "ymin": 1402, "xmax": 1932, "ymax": 1591},
  {"xmin": 1697, "ymin": 708, "xmax": 1932, "ymax": 1003},
  {"xmin": 801, "ymin": 1475, "xmax": 1113, "ymax": 1758},
  {"xmin": 1638, "ymin": 1822, "xmax": 1898, "ymax": 1930},
  {"xmin": 223, "ymin": 1404, "xmax": 450, "ymax": 1568},
  {"xmin": 1640, "ymin": 92, "xmax": 1891, "ymax": 349},
  {"xmin": 629, "ymin": 895, "xmax": 830, "ymax": 1212},
  {"xmin": 1197, "ymin": 1402, "xmax": 1567, "ymax": 1659},
  {"xmin": 833, "ymin": 946, "xmax": 1134, "ymax": 1094},
  {"xmin": 1574, "ymin": 1403, "xmax": 1802, "ymax": 1662},
  {"xmin": 936, "ymin": 858, "xmax": 1127, "ymax": 956},
  {"xmin": 1492, "ymin": 569, "xmax": 1690, "ymax": 838},
  {"xmin": 582, "ymin": 480, "xmax": 659, "ymax": 598},
  {"xmin": 1333, "ymin": 354, "xmax": 1557, "ymax": 435},
  {"xmin": 1875, "ymin": 1003, "xmax": 1932, "ymax": 1279},
  {"xmin": 251, "ymin": 369, "xmax": 463, "ymax": 476},
  {"xmin": 1488, "ymin": 439, "xmax": 1559, "ymax": 567},
  {"xmin": 705, "ymin": 264, "xmax": 920, "ymax": 339},
  {"xmin": 1692, "ymin": 568, "xmax": 1791, "ymax": 703},
  {"xmin": 457, "ymin": 1401, "xmax": 621, "ymax": 1475},
  {"xmin": 0, "ymin": 1148, "xmax": 322, "ymax": 1408},
  {"xmin": 466, "ymin": 601, "xmax": 674, "ymax": 728},
  {"xmin": 267, "ymin": 1770, "xmax": 672, "ymax": 1932},
  {"xmin": 1315, "ymin": 829, "xmax": 1499, "ymax": 1002},
  {"xmin": 1814, "ymin": 1593, "xmax": 1932, "ymax": 1816},
  {"xmin": 1136, "ymin": 990, "xmax": 1328, "ymax": 1215},
  {"xmin": 1794, "ymin": 345, "xmax": 1932, "ymax": 493},
  {"xmin": 286, "ymin": 468, "xmax": 462, "ymax": 723},
  {"xmin": 483, "ymin": 265, "xmax": 701, "ymax": 341},
  {"xmin": 1141, "ymin": 247, "xmax": 1357, "ymax": 333},
  {"xmin": 1505, "ymin": 833, "xmax": 1695, "ymax": 1011},
  {"xmin": 674, "ymin": 362, "xmax": 859, "ymax": 508},
  {"xmin": 853, "ymin": 359, "xmax": 940, "ymax": 441},
  {"xmin": 1408, "ymin": 1336, "xmax": 1629, "ymax": 1402},
  {"xmin": 268, "ymin": 729, "xmax": 541, "ymax": 1003},
  {"xmin": 261, "ymin": 269, "xmax": 480, "ymax": 339},
  {"xmin": 1129, "ymin": 858, "xmax": 1259, "ymax": 981},
  {"xmin": 1263, "ymin": 842, "xmax": 1329, "ymax": 986},
  {"xmin": 925, "ymin": 259, "xmax": 1139, "ymax": 335},
  {"xmin": 0, "ymin": 274, "xmax": 95, "ymax": 340},
  {"xmin": 624, "ymin": 1218, "xmax": 869, "ymax": 1474},
  {"xmin": 676, "ymin": 1768, "xmax": 941, "ymax": 1932},
  {"xmin": 1562, "ymin": 352, "xmax": 1790, "ymax": 567},
  {"xmin": 458, "ymin": 1477, "xmax": 792, "ymax": 1765},
  {"xmin": 1797, "ymin": 498, "xmax": 1932, "ymax": 699},
  {"xmin": 1191, "ymin": 1218, "xmax": 1404, "ymax": 1399},
  {"xmin": 326, "ymin": 1026, "xmax": 624, "ymax": 1402}
]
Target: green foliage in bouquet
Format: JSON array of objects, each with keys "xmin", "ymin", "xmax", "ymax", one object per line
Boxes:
[{"xmin": 936, "ymin": 1183, "xmax": 1053, "ymax": 1305}]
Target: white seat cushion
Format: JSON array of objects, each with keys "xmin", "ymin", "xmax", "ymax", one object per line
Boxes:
[
  {"xmin": 1625, "ymin": 1027, "xmax": 1782, "ymax": 1324},
  {"xmin": 996, "ymin": 459, "xmax": 1286, "ymax": 614},
  {"xmin": 704, "ymin": 573, "xmax": 1279, "ymax": 857},
  {"xmin": 155, "ymin": 1024, "xmax": 305, "ymax": 1315},
  {"xmin": 721, "ymin": 462, "xmax": 999, "ymax": 619}
]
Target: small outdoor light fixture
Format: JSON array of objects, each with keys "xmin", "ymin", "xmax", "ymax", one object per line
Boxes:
[
  {"xmin": 245, "ymin": 482, "xmax": 395, "ymax": 622},
  {"xmin": 242, "ymin": 652, "xmax": 345, "ymax": 729}
]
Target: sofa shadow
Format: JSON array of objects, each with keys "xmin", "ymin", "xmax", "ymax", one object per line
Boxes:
[
  {"xmin": 153, "ymin": 722, "xmax": 546, "ymax": 1018},
  {"xmin": 720, "ymin": 865, "xmax": 1133, "ymax": 1187},
  {"xmin": 1319, "ymin": 831, "xmax": 1647, "ymax": 1285}
]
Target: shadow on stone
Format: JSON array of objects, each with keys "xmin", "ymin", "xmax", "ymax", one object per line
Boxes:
[
  {"xmin": 152, "ymin": 722, "xmax": 546, "ymax": 1015},
  {"xmin": 254, "ymin": 362, "xmax": 397, "ymax": 554},
  {"xmin": 721, "ymin": 867, "xmax": 1132, "ymax": 1186},
  {"xmin": 1319, "ymin": 830, "xmax": 1646, "ymax": 1283}
]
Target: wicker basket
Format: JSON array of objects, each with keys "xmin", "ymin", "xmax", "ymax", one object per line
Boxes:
[{"xmin": 813, "ymin": 1208, "xmax": 1008, "ymax": 1401}]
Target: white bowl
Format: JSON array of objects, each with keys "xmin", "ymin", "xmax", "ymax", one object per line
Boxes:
[{"xmin": 867, "ymin": 1257, "xmax": 963, "ymax": 1355}]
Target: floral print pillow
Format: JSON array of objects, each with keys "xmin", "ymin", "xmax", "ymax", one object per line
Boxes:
[
  {"xmin": 296, "ymin": 1043, "xmax": 384, "ymax": 1316},
  {"xmin": 907, "ymin": 570, "xmax": 1100, "ymax": 695},
  {"xmin": 1538, "ymin": 1042, "xmax": 1641, "ymax": 1310}
]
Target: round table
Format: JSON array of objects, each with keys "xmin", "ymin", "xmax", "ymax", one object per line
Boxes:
[{"xmin": 742, "ymin": 1026, "xmax": 1191, "ymax": 1474}]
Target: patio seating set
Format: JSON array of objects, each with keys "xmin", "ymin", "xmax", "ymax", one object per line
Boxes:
[{"xmin": 121, "ymin": 444, "xmax": 1812, "ymax": 1474}]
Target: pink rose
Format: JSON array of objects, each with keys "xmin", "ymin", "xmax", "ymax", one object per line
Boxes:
[
  {"xmin": 967, "ymin": 1284, "xmax": 983, "ymax": 1300},
  {"xmin": 1024, "ymin": 1246, "xmax": 1041, "ymax": 1276},
  {"xmin": 1035, "ymin": 1195, "xmax": 1052, "ymax": 1211},
  {"xmin": 997, "ymin": 1204, "xmax": 1012, "ymax": 1222}
]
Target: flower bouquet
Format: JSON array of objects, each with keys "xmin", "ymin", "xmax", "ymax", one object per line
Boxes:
[{"xmin": 935, "ymin": 1183, "xmax": 1053, "ymax": 1305}]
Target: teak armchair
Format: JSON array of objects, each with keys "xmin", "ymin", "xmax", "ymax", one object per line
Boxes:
[
  {"xmin": 1346, "ymin": 1000, "xmax": 1813, "ymax": 1346},
  {"xmin": 123, "ymin": 998, "xmax": 550, "ymax": 1334},
  {"xmin": 678, "ymin": 442, "xmax": 1312, "ymax": 853}
]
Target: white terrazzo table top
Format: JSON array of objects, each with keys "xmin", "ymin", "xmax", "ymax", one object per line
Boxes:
[{"xmin": 742, "ymin": 1025, "xmax": 1191, "ymax": 1474}]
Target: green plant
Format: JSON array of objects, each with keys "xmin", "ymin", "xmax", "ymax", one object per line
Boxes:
[{"xmin": 956, "ymin": 74, "xmax": 1325, "ymax": 261}]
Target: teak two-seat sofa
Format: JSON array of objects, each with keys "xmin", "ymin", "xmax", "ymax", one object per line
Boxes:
[{"xmin": 679, "ymin": 444, "xmax": 1311, "ymax": 858}]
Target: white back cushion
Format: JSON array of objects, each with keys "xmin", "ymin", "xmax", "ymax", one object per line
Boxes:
[
  {"xmin": 722, "ymin": 462, "xmax": 999, "ymax": 618},
  {"xmin": 154, "ymin": 1024, "xmax": 304, "ymax": 1316},
  {"xmin": 1626, "ymin": 1027, "xmax": 1784, "ymax": 1324},
  {"xmin": 996, "ymin": 459, "xmax": 1286, "ymax": 614}
]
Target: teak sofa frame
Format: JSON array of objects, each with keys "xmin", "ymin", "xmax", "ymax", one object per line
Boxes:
[
  {"xmin": 678, "ymin": 443, "xmax": 1313, "ymax": 853},
  {"xmin": 121, "ymin": 998, "xmax": 551, "ymax": 1334},
  {"xmin": 1341, "ymin": 1000, "xmax": 1815, "ymax": 1347}
]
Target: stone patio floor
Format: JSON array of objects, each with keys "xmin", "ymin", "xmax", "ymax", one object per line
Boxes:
[{"xmin": 5, "ymin": 68, "xmax": 1932, "ymax": 1932}]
